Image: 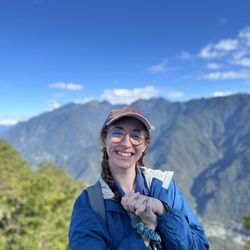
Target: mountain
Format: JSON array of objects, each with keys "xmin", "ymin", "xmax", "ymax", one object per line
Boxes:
[
  {"xmin": 3, "ymin": 94, "xmax": 250, "ymax": 231},
  {"xmin": 0, "ymin": 125, "xmax": 12, "ymax": 135}
]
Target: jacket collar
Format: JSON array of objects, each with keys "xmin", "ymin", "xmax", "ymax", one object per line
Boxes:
[
  {"xmin": 114, "ymin": 168, "xmax": 150, "ymax": 197},
  {"xmin": 98, "ymin": 167, "xmax": 174, "ymax": 199}
]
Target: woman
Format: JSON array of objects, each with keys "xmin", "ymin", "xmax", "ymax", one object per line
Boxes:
[{"xmin": 68, "ymin": 106, "xmax": 209, "ymax": 249}]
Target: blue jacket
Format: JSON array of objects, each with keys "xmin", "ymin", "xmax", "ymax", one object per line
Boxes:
[{"xmin": 68, "ymin": 167, "xmax": 209, "ymax": 249}]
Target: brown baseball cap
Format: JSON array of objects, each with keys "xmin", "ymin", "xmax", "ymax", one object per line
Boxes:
[{"xmin": 102, "ymin": 106, "xmax": 151, "ymax": 131}]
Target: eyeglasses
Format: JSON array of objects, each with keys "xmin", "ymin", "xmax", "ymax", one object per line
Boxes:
[{"xmin": 108, "ymin": 128, "xmax": 146, "ymax": 146}]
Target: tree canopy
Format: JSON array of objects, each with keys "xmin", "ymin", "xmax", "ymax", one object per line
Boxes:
[
  {"xmin": 243, "ymin": 215, "xmax": 250, "ymax": 250},
  {"xmin": 0, "ymin": 140, "xmax": 85, "ymax": 250}
]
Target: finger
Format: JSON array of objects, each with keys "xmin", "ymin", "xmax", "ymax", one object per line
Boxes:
[
  {"xmin": 134, "ymin": 195, "xmax": 148, "ymax": 210},
  {"xmin": 121, "ymin": 192, "xmax": 140, "ymax": 212},
  {"xmin": 145, "ymin": 197, "xmax": 155, "ymax": 211},
  {"xmin": 121, "ymin": 199, "xmax": 129, "ymax": 210},
  {"xmin": 126, "ymin": 193, "xmax": 141, "ymax": 212},
  {"xmin": 122, "ymin": 192, "xmax": 138, "ymax": 203},
  {"xmin": 126, "ymin": 191, "xmax": 140, "ymax": 200},
  {"xmin": 134, "ymin": 200, "xmax": 147, "ymax": 216}
]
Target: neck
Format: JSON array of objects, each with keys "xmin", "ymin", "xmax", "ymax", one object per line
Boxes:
[{"xmin": 111, "ymin": 167, "xmax": 137, "ymax": 194}]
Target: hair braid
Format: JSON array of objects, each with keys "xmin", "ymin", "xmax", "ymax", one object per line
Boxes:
[
  {"xmin": 137, "ymin": 151, "xmax": 145, "ymax": 166},
  {"xmin": 101, "ymin": 147, "xmax": 121, "ymax": 202}
]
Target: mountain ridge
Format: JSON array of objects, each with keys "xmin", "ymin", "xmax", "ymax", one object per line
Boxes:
[{"xmin": 3, "ymin": 93, "xmax": 250, "ymax": 227}]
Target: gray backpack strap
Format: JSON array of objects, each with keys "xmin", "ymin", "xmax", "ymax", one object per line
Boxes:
[{"xmin": 86, "ymin": 181, "xmax": 107, "ymax": 226}]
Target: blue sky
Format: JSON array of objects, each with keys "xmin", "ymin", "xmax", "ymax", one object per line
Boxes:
[{"xmin": 1, "ymin": 0, "xmax": 250, "ymax": 125}]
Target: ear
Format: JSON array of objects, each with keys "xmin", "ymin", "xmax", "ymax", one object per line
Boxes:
[{"xmin": 143, "ymin": 143, "xmax": 149, "ymax": 153}]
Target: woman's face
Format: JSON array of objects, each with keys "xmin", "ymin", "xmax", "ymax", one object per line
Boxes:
[{"xmin": 104, "ymin": 117, "xmax": 148, "ymax": 174}]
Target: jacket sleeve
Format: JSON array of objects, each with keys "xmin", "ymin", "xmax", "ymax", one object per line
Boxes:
[
  {"xmin": 68, "ymin": 190, "xmax": 148, "ymax": 250},
  {"xmin": 156, "ymin": 180, "xmax": 209, "ymax": 250},
  {"xmin": 68, "ymin": 190, "xmax": 110, "ymax": 250}
]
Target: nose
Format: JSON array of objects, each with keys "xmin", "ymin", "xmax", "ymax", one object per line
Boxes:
[{"xmin": 121, "ymin": 134, "xmax": 132, "ymax": 147}]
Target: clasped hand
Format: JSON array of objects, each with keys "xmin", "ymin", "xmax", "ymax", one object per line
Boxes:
[{"xmin": 121, "ymin": 192, "xmax": 166, "ymax": 230}]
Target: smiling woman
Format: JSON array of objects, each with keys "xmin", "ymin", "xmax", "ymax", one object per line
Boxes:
[
  {"xmin": 68, "ymin": 106, "xmax": 209, "ymax": 250},
  {"xmin": 104, "ymin": 117, "xmax": 148, "ymax": 179}
]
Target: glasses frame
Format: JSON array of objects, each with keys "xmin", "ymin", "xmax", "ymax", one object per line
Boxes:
[{"xmin": 108, "ymin": 128, "xmax": 146, "ymax": 146}]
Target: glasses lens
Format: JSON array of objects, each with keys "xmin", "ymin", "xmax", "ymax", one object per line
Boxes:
[
  {"xmin": 130, "ymin": 131, "xmax": 144, "ymax": 145},
  {"xmin": 110, "ymin": 128, "xmax": 124, "ymax": 143},
  {"xmin": 109, "ymin": 128, "xmax": 145, "ymax": 145}
]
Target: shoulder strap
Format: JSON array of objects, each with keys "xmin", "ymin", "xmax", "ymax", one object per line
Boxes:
[{"xmin": 86, "ymin": 181, "xmax": 107, "ymax": 226}]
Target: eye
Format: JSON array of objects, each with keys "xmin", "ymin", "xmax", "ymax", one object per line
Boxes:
[
  {"xmin": 110, "ymin": 128, "xmax": 124, "ymax": 137},
  {"xmin": 131, "ymin": 131, "xmax": 144, "ymax": 139}
]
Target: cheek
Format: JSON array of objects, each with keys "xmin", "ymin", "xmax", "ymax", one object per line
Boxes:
[
  {"xmin": 103, "ymin": 137, "xmax": 111, "ymax": 149},
  {"xmin": 134, "ymin": 145, "xmax": 147, "ymax": 159},
  {"xmin": 104, "ymin": 138, "xmax": 115, "ymax": 155}
]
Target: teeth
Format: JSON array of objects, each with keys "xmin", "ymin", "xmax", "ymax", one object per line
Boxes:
[{"xmin": 117, "ymin": 151, "xmax": 132, "ymax": 157}]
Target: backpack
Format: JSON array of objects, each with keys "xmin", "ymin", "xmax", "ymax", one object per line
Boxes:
[{"xmin": 86, "ymin": 181, "xmax": 107, "ymax": 226}]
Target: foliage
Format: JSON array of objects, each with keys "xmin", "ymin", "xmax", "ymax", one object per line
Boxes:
[
  {"xmin": 0, "ymin": 140, "xmax": 84, "ymax": 250},
  {"xmin": 243, "ymin": 215, "xmax": 250, "ymax": 250},
  {"xmin": 208, "ymin": 236, "xmax": 244, "ymax": 250},
  {"xmin": 243, "ymin": 215, "xmax": 250, "ymax": 231}
]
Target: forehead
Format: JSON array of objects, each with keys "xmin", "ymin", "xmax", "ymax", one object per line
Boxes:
[{"xmin": 109, "ymin": 117, "xmax": 145, "ymax": 130}]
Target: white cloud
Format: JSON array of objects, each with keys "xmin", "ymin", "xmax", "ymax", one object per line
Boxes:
[
  {"xmin": 206, "ymin": 63, "xmax": 222, "ymax": 70},
  {"xmin": 101, "ymin": 86, "xmax": 159, "ymax": 104},
  {"xmin": 231, "ymin": 57, "xmax": 250, "ymax": 67},
  {"xmin": 49, "ymin": 82, "xmax": 84, "ymax": 91},
  {"xmin": 147, "ymin": 61, "xmax": 167, "ymax": 73},
  {"xmin": 47, "ymin": 99, "xmax": 61, "ymax": 111},
  {"xmin": 0, "ymin": 119, "xmax": 18, "ymax": 126},
  {"xmin": 230, "ymin": 46, "xmax": 250, "ymax": 67},
  {"xmin": 165, "ymin": 90, "xmax": 184, "ymax": 99},
  {"xmin": 0, "ymin": 116, "xmax": 30, "ymax": 125},
  {"xmin": 199, "ymin": 40, "xmax": 238, "ymax": 60},
  {"xmin": 214, "ymin": 39, "xmax": 238, "ymax": 51},
  {"xmin": 199, "ymin": 44, "xmax": 226, "ymax": 59},
  {"xmin": 238, "ymin": 26, "xmax": 250, "ymax": 46},
  {"xmin": 199, "ymin": 27, "xmax": 250, "ymax": 61},
  {"xmin": 194, "ymin": 26, "xmax": 250, "ymax": 81},
  {"xmin": 200, "ymin": 70, "xmax": 250, "ymax": 80},
  {"xmin": 212, "ymin": 91, "xmax": 234, "ymax": 97}
]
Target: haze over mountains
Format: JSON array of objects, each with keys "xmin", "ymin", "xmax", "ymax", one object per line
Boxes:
[
  {"xmin": 0, "ymin": 125, "xmax": 11, "ymax": 135},
  {"xmin": 2, "ymin": 94, "xmax": 250, "ymax": 233}
]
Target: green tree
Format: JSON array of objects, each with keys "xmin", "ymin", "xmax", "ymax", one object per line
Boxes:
[
  {"xmin": 243, "ymin": 215, "xmax": 250, "ymax": 250},
  {"xmin": 0, "ymin": 140, "xmax": 85, "ymax": 250}
]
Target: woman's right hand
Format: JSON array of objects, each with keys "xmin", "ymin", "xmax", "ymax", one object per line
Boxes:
[{"xmin": 121, "ymin": 192, "xmax": 159, "ymax": 230}]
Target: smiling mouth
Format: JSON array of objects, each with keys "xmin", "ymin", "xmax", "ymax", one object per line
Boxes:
[{"xmin": 116, "ymin": 151, "xmax": 133, "ymax": 157}]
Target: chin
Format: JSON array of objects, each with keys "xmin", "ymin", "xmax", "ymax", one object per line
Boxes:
[{"xmin": 115, "ymin": 162, "xmax": 135, "ymax": 170}]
